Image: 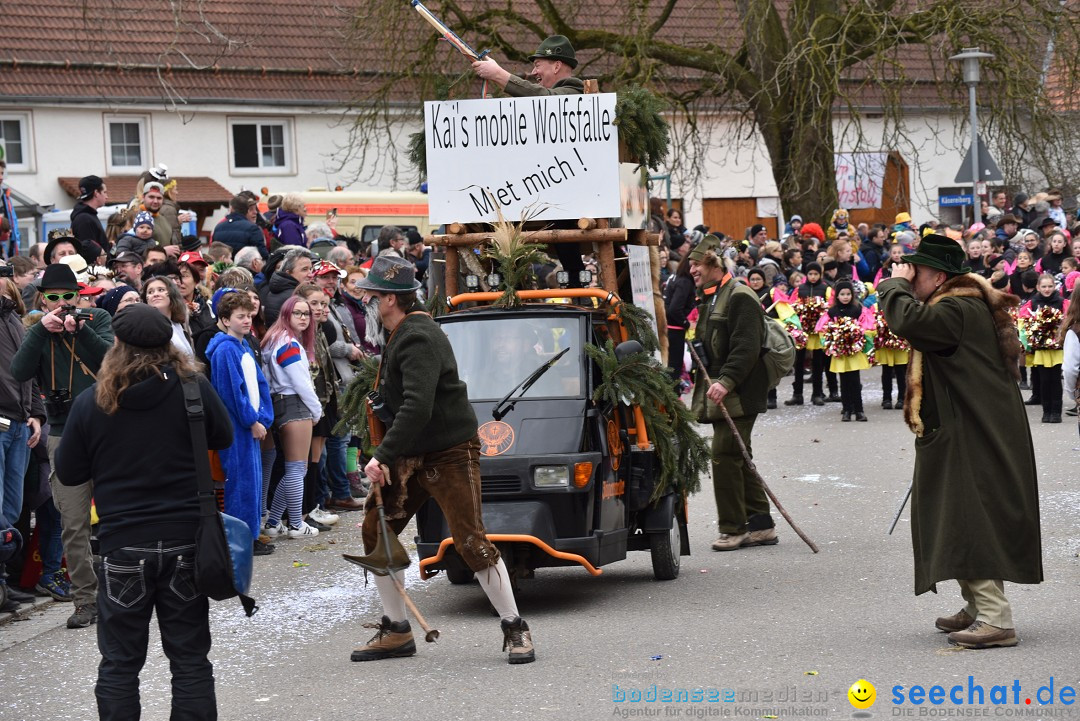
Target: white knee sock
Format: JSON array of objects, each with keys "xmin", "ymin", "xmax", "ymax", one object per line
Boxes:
[
  {"xmin": 476, "ymin": 558, "xmax": 519, "ymax": 622},
  {"xmin": 269, "ymin": 460, "xmax": 306, "ymax": 528},
  {"xmin": 373, "ymin": 571, "xmax": 407, "ymax": 623}
]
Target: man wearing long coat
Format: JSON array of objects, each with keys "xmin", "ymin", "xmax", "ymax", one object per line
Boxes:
[{"xmin": 878, "ymin": 234, "xmax": 1042, "ymax": 650}]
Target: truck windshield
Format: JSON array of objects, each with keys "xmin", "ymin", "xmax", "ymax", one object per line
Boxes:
[{"xmin": 443, "ymin": 316, "xmax": 583, "ymax": 401}]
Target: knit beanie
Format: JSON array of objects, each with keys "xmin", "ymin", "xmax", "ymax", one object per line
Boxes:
[{"xmin": 134, "ymin": 211, "xmax": 154, "ymax": 229}]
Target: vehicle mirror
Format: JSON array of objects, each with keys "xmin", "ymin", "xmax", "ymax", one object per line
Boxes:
[{"xmin": 614, "ymin": 340, "xmax": 643, "ymax": 361}]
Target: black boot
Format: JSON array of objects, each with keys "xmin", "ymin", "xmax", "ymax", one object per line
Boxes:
[
  {"xmin": 841, "ymin": 411, "xmax": 852, "ymax": 422},
  {"xmin": 784, "ymin": 395, "xmax": 804, "ymax": 406},
  {"xmin": 881, "ymin": 398, "xmax": 892, "ymax": 409},
  {"xmin": 1025, "ymin": 396, "xmax": 1042, "ymax": 406}
]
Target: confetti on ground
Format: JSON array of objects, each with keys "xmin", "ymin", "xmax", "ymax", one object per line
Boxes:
[
  {"xmin": 699, "ymin": 569, "xmax": 708, "ymax": 573},
  {"xmin": 804, "ymin": 670, "xmax": 818, "ymax": 675},
  {"xmin": 302, "ymin": 544, "xmax": 329, "ymax": 552},
  {"xmin": 650, "ymin": 655, "xmax": 663, "ymax": 661},
  {"xmin": 292, "ymin": 561, "xmax": 310, "ymax": 568},
  {"xmin": 763, "ymin": 715, "xmax": 779, "ymax": 718}
]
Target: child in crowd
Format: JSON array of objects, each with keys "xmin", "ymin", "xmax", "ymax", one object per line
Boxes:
[
  {"xmin": 261, "ymin": 295, "xmax": 322, "ymax": 538},
  {"xmin": 205, "ymin": 291, "xmax": 276, "ymax": 552},
  {"xmin": 1060, "ymin": 298, "xmax": 1080, "ymax": 433},
  {"xmin": 113, "ymin": 211, "xmax": 156, "ymax": 258},
  {"xmin": 816, "ymin": 280, "xmax": 875, "ymax": 421},
  {"xmin": 1021, "ymin": 273, "xmax": 1070, "ymax": 422},
  {"xmin": 785, "ymin": 262, "xmax": 830, "ymax": 406}
]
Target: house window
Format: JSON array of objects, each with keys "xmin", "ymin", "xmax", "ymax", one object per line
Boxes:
[
  {"xmin": 0, "ymin": 114, "xmax": 32, "ymax": 171},
  {"xmin": 105, "ymin": 115, "xmax": 149, "ymax": 172},
  {"xmin": 229, "ymin": 119, "xmax": 292, "ymax": 173}
]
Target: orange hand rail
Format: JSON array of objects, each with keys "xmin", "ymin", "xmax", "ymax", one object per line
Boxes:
[
  {"xmin": 418, "ymin": 534, "xmax": 603, "ymax": 579},
  {"xmin": 447, "ymin": 288, "xmax": 620, "ymax": 310}
]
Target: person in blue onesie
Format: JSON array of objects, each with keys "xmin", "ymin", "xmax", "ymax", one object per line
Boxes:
[{"xmin": 204, "ymin": 290, "xmax": 274, "ymax": 554}]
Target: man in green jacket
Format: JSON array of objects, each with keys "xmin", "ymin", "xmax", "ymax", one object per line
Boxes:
[
  {"xmin": 879, "ymin": 234, "xmax": 1041, "ymax": 650},
  {"xmin": 472, "ymin": 35, "xmax": 585, "ymax": 97},
  {"xmin": 689, "ymin": 244, "xmax": 776, "ymax": 552},
  {"xmin": 11, "ymin": 263, "xmax": 114, "ymax": 629},
  {"xmin": 350, "ymin": 256, "xmax": 535, "ymax": 665}
]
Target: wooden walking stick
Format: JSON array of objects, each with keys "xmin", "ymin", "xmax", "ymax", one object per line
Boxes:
[{"xmin": 686, "ymin": 344, "xmax": 820, "ymax": 553}]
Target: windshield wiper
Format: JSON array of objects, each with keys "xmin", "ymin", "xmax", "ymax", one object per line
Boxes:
[{"xmin": 491, "ymin": 347, "xmax": 570, "ymax": 421}]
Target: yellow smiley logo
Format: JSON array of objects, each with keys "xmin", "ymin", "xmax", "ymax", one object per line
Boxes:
[{"xmin": 848, "ymin": 679, "xmax": 876, "ymax": 710}]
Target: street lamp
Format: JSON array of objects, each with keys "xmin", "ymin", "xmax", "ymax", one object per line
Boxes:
[{"xmin": 950, "ymin": 47, "xmax": 994, "ymax": 227}]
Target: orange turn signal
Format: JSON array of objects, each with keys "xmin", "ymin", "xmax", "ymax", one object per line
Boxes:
[{"xmin": 573, "ymin": 462, "xmax": 593, "ymax": 488}]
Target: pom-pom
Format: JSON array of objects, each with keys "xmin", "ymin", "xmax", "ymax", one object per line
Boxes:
[
  {"xmin": 873, "ymin": 310, "xmax": 910, "ymax": 351},
  {"xmin": 1027, "ymin": 306, "xmax": 1064, "ymax": 350},
  {"xmin": 792, "ymin": 296, "xmax": 827, "ymax": 335},
  {"xmin": 786, "ymin": 324, "xmax": 808, "ymax": 350},
  {"xmin": 821, "ymin": 316, "xmax": 866, "ymax": 358}
]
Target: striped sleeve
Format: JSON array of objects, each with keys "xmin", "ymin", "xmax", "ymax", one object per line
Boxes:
[{"xmin": 275, "ymin": 341, "xmax": 303, "ymax": 368}]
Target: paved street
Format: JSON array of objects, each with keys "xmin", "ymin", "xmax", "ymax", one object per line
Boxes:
[{"xmin": 2, "ymin": 378, "xmax": 1078, "ymax": 721}]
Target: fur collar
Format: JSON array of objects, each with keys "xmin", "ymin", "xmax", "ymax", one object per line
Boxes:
[{"xmin": 904, "ymin": 273, "xmax": 1021, "ymax": 436}]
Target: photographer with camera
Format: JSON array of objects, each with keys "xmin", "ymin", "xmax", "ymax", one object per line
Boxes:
[{"xmin": 11, "ymin": 263, "xmax": 114, "ymax": 629}]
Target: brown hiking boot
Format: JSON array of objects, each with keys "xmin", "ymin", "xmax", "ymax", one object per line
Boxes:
[
  {"xmin": 711, "ymin": 532, "xmax": 748, "ymax": 551},
  {"xmin": 741, "ymin": 527, "xmax": 779, "ymax": 547},
  {"xmin": 947, "ymin": 621, "xmax": 1018, "ymax": 649},
  {"xmin": 350, "ymin": 616, "xmax": 416, "ymax": 661},
  {"xmin": 935, "ymin": 609, "xmax": 975, "ymax": 633},
  {"xmin": 501, "ymin": 617, "xmax": 535, "ymax": 664}
]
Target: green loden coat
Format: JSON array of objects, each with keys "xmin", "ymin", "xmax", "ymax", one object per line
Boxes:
[
  {"xmin": 878, "ymin": 274, "xmax": 1042, "ymax": 595},
  {"xmin": 691, "ymin": 277, "xmax": 768, "ymax": 422}
]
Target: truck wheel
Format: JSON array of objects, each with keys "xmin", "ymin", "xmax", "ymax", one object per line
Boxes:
[
  {"xmin": 649, "ymin": 516, "xmax": 682, "ymax": 580},
  {"xmin": 446, "ymin": 568, "xmax": 475, "ymax": 585}
]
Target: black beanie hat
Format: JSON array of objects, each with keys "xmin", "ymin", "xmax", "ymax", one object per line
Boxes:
[
  {"xmin": 805, "ymin": 261, "xmax": 822, "ymax": 275},
  {"xmin": 834, "ymin": 280, "xmax": 855, "ymax": 296},
  {"xmin": 112, "ymin": 303, "xmax": 172, "ymax": 349},
  {"xmin": 98, "ymin": 284, "xmax": 138, "ymax": 317}
]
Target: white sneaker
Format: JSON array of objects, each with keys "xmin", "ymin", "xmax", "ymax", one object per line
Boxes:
[
  {"xmin": 263, "ymin": 521, "xmax": 286, "ymax": 538},
  {"xmin": 309, "ymin": 507, "xmax": 339, "ymax": 525},
  {"xmin": 288, "ymin": 522, "xmax": 319, "ymax": 538}
]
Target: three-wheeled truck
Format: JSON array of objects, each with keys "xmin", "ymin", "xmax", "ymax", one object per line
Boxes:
[{"xmin": 413, "ymin": 285, "xmax": 691, "ymax": 584}]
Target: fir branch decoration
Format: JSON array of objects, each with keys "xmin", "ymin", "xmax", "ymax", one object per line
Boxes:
[
  {"xmin": 586, "ymin": 340, "xmax": 708, "ymax": 501},
  {"xmin": 614, "ymin": 86, "xmax": 670, "ymax": 171},
  {"xmin": 615, "ymin": 300, "xmax": 659, "ymax": 353},
  {"xmin": 482, "ymin": 199, "xmax": 550, "ymax": 308},
  {"xmin": 332, "ymin": 355, "xmax": 380, "ymax": 445},
  {"xmin": 408, "ymin": 131, "xmax": 427, "ymax": 181},
  {"xmin": 425, "ymin": 287, "xmax": 447, "ymax": 318}
]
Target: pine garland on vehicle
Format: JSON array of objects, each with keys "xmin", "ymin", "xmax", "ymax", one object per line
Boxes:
[
  {"xmin": 613, "ymin": 86, "xmax": 670, "ymax": 171},
  {"xmin": 332, "ymin": 355, "xmax": 380, "ymax": 444},
  {"xmin": 585, "ymin": 340, "xmax": 708, "ymax": 501},
  {"xmin": 614, "ymin": 300, "xmax": 659, "ymax": 354},
  {"xmin": 408, "ymin": 131, "xmax": 427, "ymax": 182},
  {"xmin": 425, "ymin": 287, "xmax": 447, "ymax": 317}
]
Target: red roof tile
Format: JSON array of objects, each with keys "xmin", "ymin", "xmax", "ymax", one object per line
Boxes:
[{"xmin": 57, "ymin": 176, "xmax": 234, "ymax": 204}]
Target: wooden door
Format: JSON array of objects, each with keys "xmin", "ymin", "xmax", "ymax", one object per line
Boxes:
[{"xmin": 702, "ymin": 198, "xmax": 778, "ymax": 240}]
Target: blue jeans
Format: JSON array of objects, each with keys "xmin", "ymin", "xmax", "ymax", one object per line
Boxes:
[
  {"xmin": 0, "ymin": 421, "xmax": 30, "ymax": 527},
  {"xmin": 324, "ymin": 432, "xmax": 350, "ymax": 500},
  {"xmin": 36, "ymin": 498, "xmax": 63, "ymax": 579},
  {"xmin": 96, "ymin": 540, "xmax": 216, "ymax": 721}
]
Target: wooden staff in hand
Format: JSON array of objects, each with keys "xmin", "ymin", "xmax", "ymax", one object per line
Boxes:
[{"xmin": 687, "ymin": 343, "xmax": 820, "ymax": 553}]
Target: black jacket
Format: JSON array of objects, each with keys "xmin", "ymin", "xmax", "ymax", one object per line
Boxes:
[
  {"xmin": 70, "ymin": 203, "xmax": 108, "ymax": 251},
  {"xmin": 212, "ymin": 213, "xmax": 268, "ymax": 259},
  {"xmin": 0, "ymin": 309, "xmax": 45, "ymax": 424},
  {"xmin": 663, "ymin": 274, "xmax": 696, "ymax": 329},
  {"xmin": 260, "ymin": 271, "xmax": 300, "ymax": 327},
  {"xmin": 56, "ymin": 371, "xmax": 232, "ymax": 554}
]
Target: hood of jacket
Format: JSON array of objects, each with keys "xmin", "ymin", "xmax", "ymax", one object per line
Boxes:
[{"xmin": 268, "ymin": 271, "xmax": 300, "ymax": 294}]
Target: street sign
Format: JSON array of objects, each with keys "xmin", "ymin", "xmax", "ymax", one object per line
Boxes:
[
  {"xmin": 953, "ymin": 134, "xmax": 1003, "ymax": 184},
  {"xmin": 939, "ymin": 194, "xmax": 973, "ymax": 207}
]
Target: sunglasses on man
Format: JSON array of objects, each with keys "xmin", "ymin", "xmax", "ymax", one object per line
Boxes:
[{"xmin": 42, "ymin": 291, "xmax": 78, "ymax": 302}]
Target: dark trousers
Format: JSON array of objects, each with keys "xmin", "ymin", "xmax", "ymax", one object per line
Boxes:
[
  {"xmin": 96, "ymin": 540, "xmax": 216, "ymax": 721},
  {"xmin": 881, "ymin": 364, "xmax": 907, "ymax": 402},
  {"xmin": 1028, "ymin": 366, "xmax": 1041, "ymax": 400},
  {"xmin": 667, "ymin": 328, "xmax": 687, "ymax": 380},
  {"xmin": 1040, "ymin": 364, "xmax": 1063, "ymax": 415},
  {"xmin": 825, "ymin": 368, "xmax": 838, "ymax": 396},
  {"xmin": 791, "ymin": 348, "xmax": 828, "ymax": 397},
  {"xmin": 710, "ymin": 414, "xmax": 770, "ymax": 533},
  {"xmin": 839, "ymin": 371, "xmax": 864, "ymax": 413}
]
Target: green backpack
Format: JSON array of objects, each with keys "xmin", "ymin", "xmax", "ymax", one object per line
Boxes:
[{"xmin": 761, "ymin": 316, "xmax": 796, "ymax": 389}]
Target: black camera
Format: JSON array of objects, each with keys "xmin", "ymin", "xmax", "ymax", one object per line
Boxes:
[
  {"xmin": 366, "ymin": 390, "xmax": 395, "ymax": 424},
  {"xmin": 45, "ymin": 389, "xmax": 73, "ymax": 418},
  {"xmin": 60, "ymin": 307, "xmax": 95, "ymax": 324},
  {"xmin": 0, "ymin": 266, "xmax": 13, "ymax": 278}
]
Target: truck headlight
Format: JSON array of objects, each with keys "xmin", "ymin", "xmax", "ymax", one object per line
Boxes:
[{"xmin": 533, "ymin": 466, "xmax": 569, "ymax": 488}]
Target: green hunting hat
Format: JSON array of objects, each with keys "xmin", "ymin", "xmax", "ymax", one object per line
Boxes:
[
  {"xmin": 528, "ymin": 35, "xmax": 578, "ymax": 69},
  {"xmin": 353, "ymin": 256, "xmax": 422, "ymax": 294},
  {"xmin": 688, "ymin": 234, "xmax": 723, "ymax": 262},
  {"xmin": 902, "ymin": 234, "xmax": 971, "ymax": 276}
]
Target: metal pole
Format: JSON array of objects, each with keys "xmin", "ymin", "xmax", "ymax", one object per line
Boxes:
[{"xmin": 969, "ymin": 82, "xmax": 981, "ymax": 227}]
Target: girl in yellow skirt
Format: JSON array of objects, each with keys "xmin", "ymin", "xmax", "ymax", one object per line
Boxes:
[
  {"xmin": 1019, "ymin": 273, "xmax": 1070, "ymax": 422},
  {"xmin": 873, "ymin": 303, "xmax": 909, "ymax": 410},
  {"xmin": 815, "ymin": 280, "xmax": 876, "ymax": 421}
]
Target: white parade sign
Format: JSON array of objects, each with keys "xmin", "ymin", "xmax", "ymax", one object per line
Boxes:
[{"xmin": 424, "ymin": 93, "xmax": 621, "ymax": 225}]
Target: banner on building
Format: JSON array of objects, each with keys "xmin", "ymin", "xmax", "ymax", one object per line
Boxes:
[
  {"xmin": 835, "ymin": 153, "xmax": 888, "ymax": 209},
  {"xmin": 424, "ymin": 94, "xmax": 621, "ymax": 224}
]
